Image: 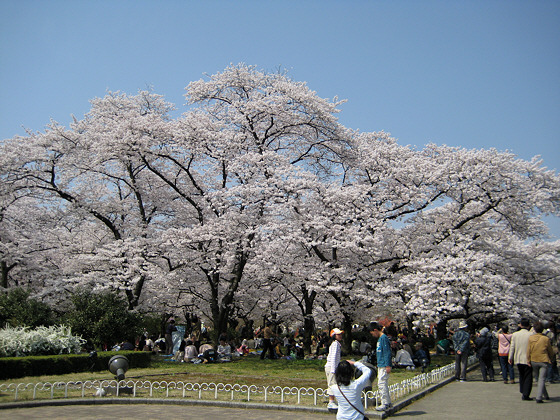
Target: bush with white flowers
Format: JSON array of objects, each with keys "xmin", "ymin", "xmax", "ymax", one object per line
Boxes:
[{"xmin": 0, "ymin": 325, "xmax": 86, "ymax": 357}]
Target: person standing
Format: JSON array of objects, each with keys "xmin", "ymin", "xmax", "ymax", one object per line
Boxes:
[
  {"xmin": 165, "ymin": 318, "xmax": 177, "ymax": 356},
  {"xmin": 452, "ymin": 321, "xmax": 470, "ymax": 382},
  {"xmin": 527, "ymin": 321, "xmax": 554, "ymax": 404},
  {"xmin": 260, "ymin": 322, "xmax": 276, "ymax": 360},
  {"xmin": 509, "ymin": 318, "xmax": 534, "ymax": 400},
  {"xmin": 325, "ymin": 328, "xmax": 344, "ymax": 411},
  {"xmin": 543, "ymin": 321, "xmax": 559, "ymax": 383},
  {"xmin": 475, "ymin": 327, "xmax": 495, "ymax": 382},
  {"xmin": 497, "ymin": 325, "xmax": 515, "ymax": 383},
  {"xmin": 330, "ymin": 360, "xmax": 372, "ymax": 420},
  {"xmin": 369, "ymin": 321, "xmax": 392, "ymax": 411}
]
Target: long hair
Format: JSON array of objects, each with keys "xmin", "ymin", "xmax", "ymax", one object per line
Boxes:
[{"xmin": 335, "ymin": 360, "xmax": 354, "ymax": 386}]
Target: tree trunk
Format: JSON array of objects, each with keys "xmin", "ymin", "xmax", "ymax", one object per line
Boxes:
[
  {"xmin": 341, "ymin": 315, "xmax": 354, "ymax": 354},
  {"xmin": 300, "ymin": 285, "xmax": 317, "ymax": 354},
  {"xmin": 436, "ymin": 319, "xmax": 449, "ymax": 340},
  {"xmin": 1, "ymin": 261, "xmax": 9, "ymax": 288}
]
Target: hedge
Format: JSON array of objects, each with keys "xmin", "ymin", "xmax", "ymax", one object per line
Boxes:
[{"xmin": 0, "ymin": 351, "xmax": 152, "ymax": 380}]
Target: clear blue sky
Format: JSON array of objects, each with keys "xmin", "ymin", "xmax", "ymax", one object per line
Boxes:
[{"xmin": 1, "ymin": 0, "xmax": 559, "ymax": 237}]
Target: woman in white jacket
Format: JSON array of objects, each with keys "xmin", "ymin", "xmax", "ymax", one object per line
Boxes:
[{"xmin": 330, "ymin": 360, "xmax": 372, "ymax": 420}]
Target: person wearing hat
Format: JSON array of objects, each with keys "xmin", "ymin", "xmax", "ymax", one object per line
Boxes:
[
  {"xmin": 509, "ymin": 318, "xmax": 534, "ymax": 400},
  {"xmin": 452, "ymin": 320, "xmax": 470, "ymax": 382},
  {"xmin": 369, "ymin": 321, "xmax": 392, "ymax": 411},
  {"xmin": 325, "ymin": 327, "xmax": 344, "ymax": 411}
]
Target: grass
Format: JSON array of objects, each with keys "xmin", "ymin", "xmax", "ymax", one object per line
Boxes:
[{"xmin": 0, "ymin": 353, "xmax": 455, "ymax": 404}]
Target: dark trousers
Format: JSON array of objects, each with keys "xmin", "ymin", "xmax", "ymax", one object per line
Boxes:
[
  {"xmin": 260, "ymin": 338, "xmax": 275, "ymax": 359},
  {"xmin": 455, "ymin": 351, "xmax": 468, "ymax": 380},
  {"xmin": 480, "ymin": 356, "xmax": 495, "ymax": 381},
  {"xmin": 517, "ymin": 363, "xmax": 533, "ymax": 398}
]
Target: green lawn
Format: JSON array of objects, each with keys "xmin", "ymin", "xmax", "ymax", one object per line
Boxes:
[{"xmin": 0, "ymin": 354, "xmax": 455, "ymax": 403}]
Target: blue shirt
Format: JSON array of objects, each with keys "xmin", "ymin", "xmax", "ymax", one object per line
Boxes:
[{"xmin": 376, "ymin": 333, "xmax": 392, "ymax": 368}]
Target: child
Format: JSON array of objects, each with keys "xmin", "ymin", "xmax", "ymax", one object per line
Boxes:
[{"xmin": 325, "ymin": 328, "xmax": 344, "ymax": 411}]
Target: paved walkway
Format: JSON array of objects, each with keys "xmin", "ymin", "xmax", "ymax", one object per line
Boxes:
[
  {"xmin": 393, "ymin": 368, "xmax": 558, "ymax": 419},
  {"xmin": 0, "ymin": 402, "xmax": 333, "ymax": 420},
  {"xmin": 1, "ymin": 365, "xmax": 558, "ymax": 419}
]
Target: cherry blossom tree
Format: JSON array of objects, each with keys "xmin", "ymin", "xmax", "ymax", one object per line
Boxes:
[
  {"xmin": 1, "ymin": 64, "xmax": 559, "ymax": 340},
  {"xmin": 346, "ymin": 140, "xmax": 560, "ymax": 332}
]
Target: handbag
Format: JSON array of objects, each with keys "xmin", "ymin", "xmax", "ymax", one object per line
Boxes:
[{"xmin": 337, "ymin": 384, "xmax": 369, "ymax": 420}]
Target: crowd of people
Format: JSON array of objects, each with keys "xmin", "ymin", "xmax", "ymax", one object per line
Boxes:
[
  {"xmin": 452, "ymin": 318, "xmax": 559, "ymax": 406},
  {"xmin": 112, "ymin": 315, "xmax": 557, "ymax": 418}
]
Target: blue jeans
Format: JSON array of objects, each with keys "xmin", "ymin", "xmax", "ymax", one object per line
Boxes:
[
  {"xmin": 546, "ymin": 360, "xmax": 559, "ymax": 382},
  {"xmin": 498, "ymin": 355, "xmax": 514, "ymax": 381}
]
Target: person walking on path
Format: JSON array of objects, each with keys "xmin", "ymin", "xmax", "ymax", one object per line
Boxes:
[
  {"xmin": 543, "ymin": 320, "xmax": 559, "ymax": 383},
  {"xmin": 452, "ymin": 321, "xmax": 470, "ymax": 382},
  {"xmin": 325, "ymin": 328, "xmax": 344, "ymax": 411},
  {"xmin": 497, "ymin": 325, "xmax": 515, "ymax": 383},
  {"xmin": 260, "ymin": 322, "xmax": 276, "ymax": 360},
  {"xmin": 330, "ymin": 360, "xmax": 372, "ymax": 420},
  {"xmin": 509, "ymin": 318, "xmax": 534, "ymax": 400},
  {"xmin": 527, "ymin": 321, "xmax": 554, "ymax": 404},
  {"xmin": 369, "ymin": 321, "xmax": 392, "ymax": 411},
  {"xmin": 475, "ymin": 327, "xmax": 495, "ymax": 382}
]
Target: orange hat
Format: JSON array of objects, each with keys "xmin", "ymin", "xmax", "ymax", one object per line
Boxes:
[{"xmin": 330, "ymin": 328, "xmax": 344, "ymax": 337}]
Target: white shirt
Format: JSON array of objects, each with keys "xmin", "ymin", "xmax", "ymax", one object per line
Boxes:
[
  {"xmin": 330, "ymin": 362, "xmax": 372, "ymax": 420},
  {"xmin": 326, "ymin": 340, "xmax": 341, "ymax": 373}
]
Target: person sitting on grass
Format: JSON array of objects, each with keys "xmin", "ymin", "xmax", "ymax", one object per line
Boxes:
[
  {"xmin": 184, "ymin": 340, "xmax": 198, "ymax": 362},
  {"xmin": 394, "ymin": 343, "xmax": 415, "ymax": 369},
  {"xmin": 198, "ymin": 342, "xmax": 216, "ymax": 363},
  {"xmin": 436, "ymin": 336, "xmax": 451, "ymax": 355},
  {"xmin": 217, "ymin": 336, "xmax": 232, "ymax": 362},
  {"xmin": 413, "ymin": 342, "xmax": 430, "ymax": 372}
]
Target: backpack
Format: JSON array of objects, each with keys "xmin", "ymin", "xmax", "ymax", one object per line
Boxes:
[{"xmin": 490, "ymin": 334, "xmax": 499, "ymax": 351}]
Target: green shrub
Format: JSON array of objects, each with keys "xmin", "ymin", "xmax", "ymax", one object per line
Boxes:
[
  {"xmin": 63, "ymin": 289, "xmax": 143, "ymax": 349},
  {"xmin": 0, "ymin": 351, "xmax": 152, "ymax": 380},
  {"xmin": 0, "ymin": 288, "xmax": 55, "ymax": 328}
]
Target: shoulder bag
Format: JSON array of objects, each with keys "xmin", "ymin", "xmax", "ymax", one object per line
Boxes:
[{"xmin": 337, "ymin": 384, "xmax": 369, "ymax": 420}]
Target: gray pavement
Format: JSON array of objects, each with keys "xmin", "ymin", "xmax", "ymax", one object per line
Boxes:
[
  {"xmin": 393, "ymin": 368, "xmax": 559, "ymax": 419},
  {"xmin": 0, "ymin": 364, "xmax": 558, "ymax": 419},
  {"xmin": 0, "ymin": 402, "xmax": 333, "ymax": 419}
]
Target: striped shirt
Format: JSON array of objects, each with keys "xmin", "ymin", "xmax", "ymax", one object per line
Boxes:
[{"xmin": 326, "ymin": 340, "xmax": 341, "ymax": 374}]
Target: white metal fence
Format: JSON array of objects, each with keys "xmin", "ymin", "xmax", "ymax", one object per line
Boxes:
[{"xmin": 0, "ymin": 356, "xmax": 477, "ymax": 408}]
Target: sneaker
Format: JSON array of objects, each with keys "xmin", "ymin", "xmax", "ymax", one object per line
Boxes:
[
  {"xmin": 375, "ymin": 405, "xmax": 390, "ymax": 411},
  {"xmin": 327, "ymin": 401, "xmax": 338, "ymax": 411}
]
